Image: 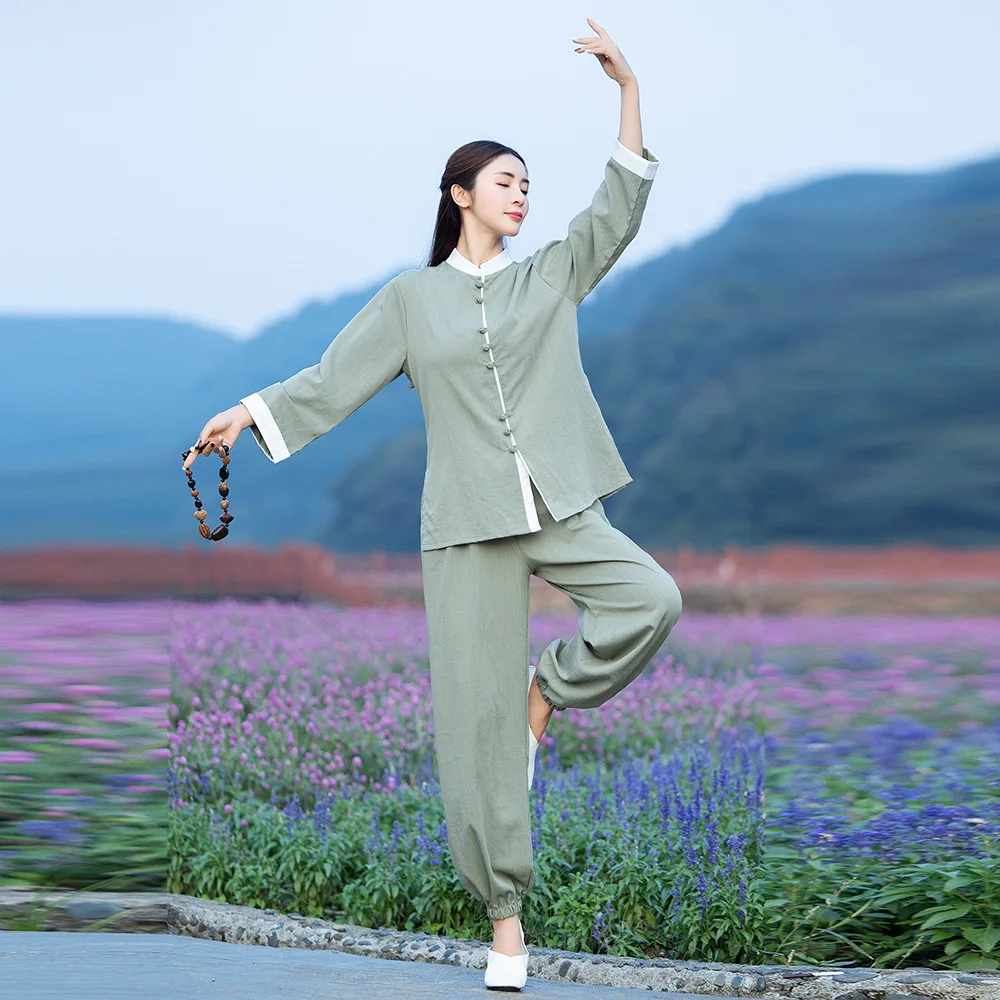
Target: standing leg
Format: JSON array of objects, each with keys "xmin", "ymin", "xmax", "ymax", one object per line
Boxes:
[
  {"xmin": 517, "ymin": 483, "xmax": 683, "ymax": 712},
  {"xmin": 420, "ymin": 533, "xmax": 534, "ymax": 922}
]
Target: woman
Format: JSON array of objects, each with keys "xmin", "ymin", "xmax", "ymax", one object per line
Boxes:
[{"xmin": 183, "ymin": 18, "xmax": 682, "ymax": 992}]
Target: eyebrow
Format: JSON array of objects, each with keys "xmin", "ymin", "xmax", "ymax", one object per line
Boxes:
[{"xmin": 494, "ymin": 170, "xmax": 529, "ymax": 188}]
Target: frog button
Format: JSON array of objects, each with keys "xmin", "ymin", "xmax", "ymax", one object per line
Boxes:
[
  {"xmin": 482, "ymin": 344, "xmax": 491, "ymax": 351},
  {"xmin": 475, "ymin": 296, "xmax": 484, "ymax": 304},
  {"xmin": 486, "ymin": 361, "xmax": 495, "ymax": 370},
  {"xmin": 479, "ymin": 326, "xmax": 488, "ymax": 334},
  {"xmin": 508, "ymin": 445, "xmax": 517, "ymax": 453},
  {"xmin": 475, "ymin": 279, "xmax": 484, "ymax": 288}
]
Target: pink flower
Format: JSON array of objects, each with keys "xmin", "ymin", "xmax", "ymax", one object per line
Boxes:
[{"xmin": 65, "ymin": 738, "xmax": 128, "ymax": 750}]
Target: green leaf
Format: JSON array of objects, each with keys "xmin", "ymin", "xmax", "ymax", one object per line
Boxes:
[
  {"xmin": 944, "ymin": 876, "xmax": 974, "ymax": 891},
  {"xmin": 956, "ymin": 952, "xmax": 999, "ymax": 970},
  {"xmin": 919, "ymin": 904, "xmax": 972, "ymax": 929},
  {"xmin": 963, "ymin": 927, "xmax": 1000, "ymax": 953}
]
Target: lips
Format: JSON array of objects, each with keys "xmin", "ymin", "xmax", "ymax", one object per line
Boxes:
[{"xmin": 506, "ymin": 212, "xmax": 523, "ymax": 221}]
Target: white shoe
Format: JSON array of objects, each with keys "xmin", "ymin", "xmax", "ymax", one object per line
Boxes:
[
  {"xmin": 484, "ymin": 915, "xmax": 528, "ymax": 991},
  {"xmin": 527, "ymin": 665, "xmax": 540, "ymax": 790}
]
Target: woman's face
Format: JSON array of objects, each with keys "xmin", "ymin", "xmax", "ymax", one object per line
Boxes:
[{"xmin": 454, "ymin": 153, "xmax": 529, "ymax": 237}]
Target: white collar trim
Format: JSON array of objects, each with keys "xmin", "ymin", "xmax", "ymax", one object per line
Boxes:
[{"xmin": 445, "ymin": 246, "xmax": 513, "ymax": 276}]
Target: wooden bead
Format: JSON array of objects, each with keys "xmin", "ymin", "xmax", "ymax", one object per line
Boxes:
[{"xmin": 186, "ymin": 444, "xmax": 232, "ymax": 541}]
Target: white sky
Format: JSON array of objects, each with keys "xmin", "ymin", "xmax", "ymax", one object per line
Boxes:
[{"xmin": 1, "ymin": 0, "xmax": 997, "ymax": 338}]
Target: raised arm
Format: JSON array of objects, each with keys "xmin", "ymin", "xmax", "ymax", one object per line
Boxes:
[
  {"xmin": 240, "ymin": 276, "xmax": 408, "ymax": 463},
  {"xmin": 530, "ymin": 19, "xmax": 658, "ymax": 305}
]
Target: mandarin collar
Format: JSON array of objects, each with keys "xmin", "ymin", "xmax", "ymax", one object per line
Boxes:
[{"xmin": 445, "ymin": 245, "xmax": 514, "ymax": 276}]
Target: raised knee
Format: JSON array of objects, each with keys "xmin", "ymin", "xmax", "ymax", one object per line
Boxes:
[{"xmin": 652, "ymin": 570, "xmax": 683, "ymax": 630}]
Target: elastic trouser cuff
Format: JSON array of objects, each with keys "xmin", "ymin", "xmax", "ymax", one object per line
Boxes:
[
  {"xmin": 535, "ymin": 675, "xmax": 564, "ymax": 712},
  {"xmin": 487, "ymin": 895, "xmax": 523, "ymax": 921}
]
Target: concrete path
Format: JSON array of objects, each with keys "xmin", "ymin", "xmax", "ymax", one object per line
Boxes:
[{"xmin": 2, "ymin": 932, "xmax": 733, "ymax": 1000}]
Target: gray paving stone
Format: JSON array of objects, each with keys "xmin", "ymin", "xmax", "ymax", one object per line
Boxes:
[{"xmin": 0, "ymin": 933, "xmax": 733, "ymax": 1000}]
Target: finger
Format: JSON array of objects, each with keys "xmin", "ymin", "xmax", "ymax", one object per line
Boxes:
[{"xmin": 587, "ymin": 17, "xmax": 608, "ymax": 37}]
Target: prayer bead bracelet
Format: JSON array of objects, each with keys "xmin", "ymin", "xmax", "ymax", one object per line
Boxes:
[{"xmin": 180, "ymin": 442, "xmax": 234, "ymax": 541}]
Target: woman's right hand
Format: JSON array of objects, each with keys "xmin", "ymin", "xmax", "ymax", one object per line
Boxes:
[{"xmin": 182, "ymin": 403, "xmax": 253, "ymax": 473}]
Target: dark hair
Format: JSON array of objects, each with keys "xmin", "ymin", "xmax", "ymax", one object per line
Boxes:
[{"xmin": 425, "ymin": 140, "xmax": 527, "ymax": 268}]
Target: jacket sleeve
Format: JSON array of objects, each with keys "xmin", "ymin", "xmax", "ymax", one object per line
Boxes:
[
  {"xmin": 529, "ymin": 139, "xmax": 659, "ymax": 305},
  {"xmin": 238, "ymin": 276, "xmax": 407, "ymax": 463}
]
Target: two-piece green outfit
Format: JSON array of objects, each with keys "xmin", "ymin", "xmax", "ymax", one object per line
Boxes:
[{"xmin": 240, "ymin": 138, "xmax": 683, "ymax": 921}]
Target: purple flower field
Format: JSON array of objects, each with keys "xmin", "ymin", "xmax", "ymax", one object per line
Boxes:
[
  {"xmin": 0, "ymin": 600, "xmax": 171, "ymax": 887},
  {"xmin": 164, "ymin": 599, "xmax": 1000, "ymax": 806},
  {"xmin": 4, "ymin": 596, "xmax": 999, "ymax": 964}
]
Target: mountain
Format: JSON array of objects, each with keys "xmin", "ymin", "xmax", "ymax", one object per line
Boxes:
[
  {"xmin": 2, "ymin": 152, "xmax": 998, "ymax": 551},
  {"xmin": 319, "ymin": 154, "xmax": 1000, "ymax": 550},
  {"xmin": 0, "ymin": 270, "xmax": 425, "ymax": 547}
]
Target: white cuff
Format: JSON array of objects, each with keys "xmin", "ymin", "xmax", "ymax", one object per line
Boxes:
[
  {"xmin": 611, "ymin": 138, "xmax": 658, "ymax": 180},
  {"xmin": 239, "ymin": 392, "xmax": 291, "ymax": 463}
]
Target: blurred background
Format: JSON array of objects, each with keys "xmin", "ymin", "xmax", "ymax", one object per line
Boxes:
[
  {"xmin": 1, "ymin": 0, "xmax": 998, "ymax": 610},
  {"xmin": 2, "ymin": 1, "xmax": 999, "ymax": 958}
]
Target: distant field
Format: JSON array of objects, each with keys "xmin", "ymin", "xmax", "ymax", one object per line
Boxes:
[{"xmin": 1, "ymin": 544, "xmax": 999, "ymax": 614}]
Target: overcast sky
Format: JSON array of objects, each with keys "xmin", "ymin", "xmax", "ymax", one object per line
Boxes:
[{"xmin": 2, "ymin": 1, "xmax": 997, "ymax": 338}]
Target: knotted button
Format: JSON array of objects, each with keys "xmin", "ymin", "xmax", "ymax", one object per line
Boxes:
[
  {"xmin": 475, "ymin": 279, "xmax": 484, "ymax": 288},
  {"xmin": 482, "ymin": 344, "xmax": 491, "ymax": 351},
  {"xmin": 502, "ymin": 429, "xmax": 512, "ymax": 436},
  {"xmin": 479, "ymin": 326, "xmax": 488, "ymax": 334},
  {"xmin": 508, "ymin": 445, "xmax": 518, "ymax": 453},
  {"xmin": 498, "ymin": 412, "xmax": 510, "ymax": 420},
  {"xmin": 475, "ymin": 296, "xmax": 484, "ymax": 304},
  {"xmin": 486, "ymin": 361, "xmax": 495, "ymax": 370}
]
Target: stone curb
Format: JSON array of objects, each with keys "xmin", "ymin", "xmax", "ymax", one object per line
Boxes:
[{"xmin": 2, "ymin": 889, "xmax": 999, "ymax": 999}]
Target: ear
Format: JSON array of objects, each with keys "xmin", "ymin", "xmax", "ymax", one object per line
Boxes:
[{"xmin": 451, "ymin": 182, "xmax": 471, "ymax": 209}]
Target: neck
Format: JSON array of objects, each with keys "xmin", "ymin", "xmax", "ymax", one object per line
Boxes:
[{"xmin": 455, "ymin": 232, "xmax": 505, "ymax": 267}]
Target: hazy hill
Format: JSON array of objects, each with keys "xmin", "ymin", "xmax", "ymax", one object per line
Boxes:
[
  {"xmin": 2, "ymin": 152, "xmax": 997, "ymax": 550},
  {"xmin": 319, "ymin": 154, "xmax": 1000, "ymax": 551}
]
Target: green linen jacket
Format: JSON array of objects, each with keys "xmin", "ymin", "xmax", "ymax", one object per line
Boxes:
[{"xmin": 240, "ymin": 138, "xmax": 659, "ymax": 551}]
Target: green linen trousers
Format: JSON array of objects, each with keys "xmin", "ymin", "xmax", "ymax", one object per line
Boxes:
[
  {"xmin": 237, "ymin": 138, "xmax": 682, "ymax": 922},
  {"xmin": 420, "ymin": 479, "xmax": 682, "ymax": 921}
]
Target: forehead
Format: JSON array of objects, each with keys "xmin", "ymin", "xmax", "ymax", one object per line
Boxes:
[{"xmin": 486, "ymin": 153, "xmax": 528, "ymax": 183}]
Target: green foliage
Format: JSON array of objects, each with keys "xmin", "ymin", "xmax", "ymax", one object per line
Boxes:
[
  {"xmin": 756, "ymin": 845, "xmax": 1000, "ymax": 970},
  {"xmin": 166, "ymin": 757, "xmax": 1000, "ymax": 966}
]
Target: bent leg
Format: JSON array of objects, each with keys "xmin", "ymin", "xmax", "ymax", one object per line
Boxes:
[
  {"xmin": 420, "ymin": 535, "xmax": 534, "ymax": 921},
  {"xmin": 518, "ymin": 486, "xmax": 682, "ymax": 712}
]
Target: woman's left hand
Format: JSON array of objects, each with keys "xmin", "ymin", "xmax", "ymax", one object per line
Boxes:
[{"xmin": 572, "ymin": 17, "xmax": 637, "ymax": 88}]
